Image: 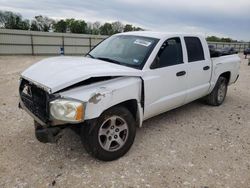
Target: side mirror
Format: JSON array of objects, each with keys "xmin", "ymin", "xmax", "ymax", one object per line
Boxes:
[{"xmin": 150, "ymin": 56, "xmax": 160, "ymax": 69}]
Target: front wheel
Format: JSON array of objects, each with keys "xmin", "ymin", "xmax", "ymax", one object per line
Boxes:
[
  {"xmin": 205, "ymin": 76, "xmax": 228, "ymax": 106},
  {"xmin": 81, "ymin": 106, "xmax": 136, "ymax": 161}
]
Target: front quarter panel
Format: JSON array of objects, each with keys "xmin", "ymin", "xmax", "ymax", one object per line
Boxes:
[{"xmin": 59, "ymin": 77, "xmax": 142, "ymax": 120}]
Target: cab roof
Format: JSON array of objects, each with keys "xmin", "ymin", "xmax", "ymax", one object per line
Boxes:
[{"xmin": 117, "ymin": 31, "xmax": 205, "ymax": 40}]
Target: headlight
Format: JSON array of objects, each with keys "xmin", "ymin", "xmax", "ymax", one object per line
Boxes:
[{"xmin": 50, "ymin": 99, "xmax": 84, "ymax": 122}]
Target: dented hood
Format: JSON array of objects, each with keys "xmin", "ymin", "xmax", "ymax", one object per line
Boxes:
[{"xmin": 21, "ymin": 56, "xmax": 142, "ymax": 93}]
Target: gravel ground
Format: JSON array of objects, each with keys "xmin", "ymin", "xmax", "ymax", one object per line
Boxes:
[{"xmin": 0, "ymin": 55, "xmax": 250, "ymax": 188}]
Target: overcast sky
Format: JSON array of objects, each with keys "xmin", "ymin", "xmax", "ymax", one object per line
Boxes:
[{"xmin": 0, "ymin": 0, "xmax": 250, "ymax": 41}]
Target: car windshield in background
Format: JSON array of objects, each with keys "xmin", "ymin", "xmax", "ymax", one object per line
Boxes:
[{"xmin": 87, "ymin": 35, "xmax": 159, "ymax": 69}]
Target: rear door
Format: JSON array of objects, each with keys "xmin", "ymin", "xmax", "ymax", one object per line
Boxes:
[
  {"xmin": 184, "ymin": 36, "xmax": 212, "ymax": 103},
  {"xmin": 143, "ymin": 37, "xmax": 188, "ymax": 119}
]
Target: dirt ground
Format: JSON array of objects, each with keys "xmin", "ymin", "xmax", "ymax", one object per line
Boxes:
[{"xmin": 0, "ymin": 55, "xmax": 250, "ymax": 188}]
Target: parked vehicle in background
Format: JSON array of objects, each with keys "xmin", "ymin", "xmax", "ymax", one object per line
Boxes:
[
  {"xmin": 19, "ymin": 32, "xmax": 241, "ymax": 161},
  {"xmin": 208, "ymin": 44, "xmax": 221, "ymax": 57},
  {"xmin": 220, "ymin": 47, "xmax": 238, "ymax": 55},
  {"xmin": 243, "ymin": 48, "xmax": 250, "ymax": 59}
]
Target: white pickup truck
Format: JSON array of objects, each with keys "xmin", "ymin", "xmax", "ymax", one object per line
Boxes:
[{"xmin": 19, "ymin": 31, "xmax": 240, "ymax": 161}]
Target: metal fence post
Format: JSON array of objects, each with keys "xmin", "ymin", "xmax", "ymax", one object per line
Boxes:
[
  {"xmin": 30, "ymin": 34, "xmax": 34, "ymax": 55},
  {"xmin": 89, "ymin": 37, "xmax": 92, "ymax": 51},
  {"xmin": 62, "ymin": 35, "xmax": 65, "ymax": 55}
]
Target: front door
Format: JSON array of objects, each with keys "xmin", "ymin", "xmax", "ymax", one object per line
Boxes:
[{"xmin": 143, "ymin": 37, "xmax": 188, "ymax": 119}]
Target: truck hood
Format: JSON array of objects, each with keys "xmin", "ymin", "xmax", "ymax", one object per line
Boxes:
[{"xmin": 21, "ymin": 56, "xmax": 142, "ymax": 93}]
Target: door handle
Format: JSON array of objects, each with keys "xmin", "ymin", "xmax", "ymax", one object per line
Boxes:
[
  {"xmin": 176, "ymin": 71, "xmax": 186, "ymax": 77},
  {"xmin": 203, "ymin": 66, "xmax": 210, "ymax": 70}
]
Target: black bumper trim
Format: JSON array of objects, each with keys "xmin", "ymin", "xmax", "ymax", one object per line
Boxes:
[{"xmin": 35, "ymin": 124, "xmax": 62, "ymax": 143}]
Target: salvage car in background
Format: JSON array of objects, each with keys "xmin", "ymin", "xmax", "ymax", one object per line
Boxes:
[
  {"xmin": 19, "ymin": 32, "xmax": 240, "ymax": 161},
  {"xmin": 208, "ymin": 44, "xmax": 221, "ymax": 57},
  {"xmin": 220, "ymin": 47, "xmax": 238, "ymax": 55},
  {"xmin": 244, "ymin": 48, "xmax": 250, "ymax": 58}
]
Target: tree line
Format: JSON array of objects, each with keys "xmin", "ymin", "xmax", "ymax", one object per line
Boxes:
[
  {"xmin": 0, "ymin": 11, "xmax": 144, "ymax": 35},
  {"xmin": 0, "ymin": 10, "xmax": 240, "ymax": 41},
  {"xmin": 206, "ymin": 36, "xmax": 237, "ymax": 43}
]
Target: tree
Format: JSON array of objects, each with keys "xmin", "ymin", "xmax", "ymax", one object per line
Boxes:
[
  {"xmin": 0, "ymin": 11, "xmax": 30, "ymax": 30},
  {"xmin": 53, "ymin": 19, "xmax": 67, "ymax": 33},
  {"xmin": 0, "ymin": 11, "xmax": 145, "ymax": 34},
  {"xmin": 86, "ymin": 22, "xmax": 93, "ymax": 34},
  {"xmin": 100, "ymin": 23, "xmax": 114, "ymax": 35},
  {"xmin": 0, "ymin": 11, "xmax": 4, "ymax": 27},
  {"xmin": 30, "ymin": 20, "xmax": 39, "ymax": 31},
  {"xmin": 206, "ymin": 36, "xmax": 219, "ymax": 42},
  {"xmin": 133, "ymin": 27, "xmax": 143, "ymax": 31},
  {"xmin": 220, "ymin": 37, "xmax": 235, "ymax": 42},
  {"xmin": 66, "ymin": 19, "xmax": 87, "ymax": 34},
  {"xmin": 112, "ymin": 21, "xmax": 123, "ymax": 33},
  {"xmin": 92, "ymin": 21, "xmax": 101, "ymax": 35},
  {"xmin": 123, "ymin": 24, "xmax": 133, "ymax": 32},
  {"xmin": 206, "ymin": 36, "xmax": 236, "ymax": 42},
  {"xmin": 30, "ymin": 15, "xmax": 54, "ymax": 32}
]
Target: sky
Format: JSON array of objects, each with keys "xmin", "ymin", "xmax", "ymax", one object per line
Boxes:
[{"xmin": 0, "ymin": 0, "xmax": 250, "ymax": 41}]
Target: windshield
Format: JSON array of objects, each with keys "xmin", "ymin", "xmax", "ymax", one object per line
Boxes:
[{"xmin": 87, "ymin": 35, "xmax": 159, "ymax": 69}]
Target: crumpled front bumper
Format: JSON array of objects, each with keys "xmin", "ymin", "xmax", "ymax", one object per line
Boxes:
[
  {"xmin": 19, "ymin": 101, "xmax": 63, "ymax": 143},
  {"xmin": 34, "ymin": 121, "xmax": 62, "ymax": 143}
]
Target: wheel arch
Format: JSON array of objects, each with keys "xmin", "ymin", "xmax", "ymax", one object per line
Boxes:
[
  {"xmin": 98, "ymin": 99, "xmax": 143, "ymax": 128},
  {"xmin": 219, "ymin": 71, "xmax": 231, "ymax": 84}
]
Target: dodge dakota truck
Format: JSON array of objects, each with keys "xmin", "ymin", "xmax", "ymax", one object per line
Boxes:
[{"xmin": 19, "ymin": 32, "xmax": 240, "ymax": 161}]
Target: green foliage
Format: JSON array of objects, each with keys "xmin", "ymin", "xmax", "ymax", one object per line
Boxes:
[
  {"xmin": 206, "ymin": 36, "xmax": 237, "ymax": 42},
  {"xmin": 0, "ymin": 10, "xmax": 144, "ymax": 35},
  {"xmin": 123, "ymin": 24, "xmax": 144, "ymax": 32},
  {"xmin": 66, "ymin": 19, "xmax": 87, "ymax": 34},
  {"xmin": 111, "ymin": 21, "xmax": 123, "ymax": 33},
  {"xmin": 92, "ymin": 21, "xmax": 101, "ymax": 35},
  {"xmin": 0, "ymin": 11, "xmax": 30, "ymax": 30},
  {"xmin": 30, "ymin": 15, "xmax": 54, "ymax": 32},
  {"xmin": 30, "ymin": 20, "xmax": 39, "ymax": 31},
  {"xmin": 133, "ymin": 27, "xmax": 143, "ymax": 31},
  {"xmin": 53, "ymin": 20, "xmax": 67, "ymax": 33},
  {"xmin": 100, "ymin": 23, "xmax": 114, "ymax": 35},
  {"xmin": 124, "ymin": 24, "xmax": 133, "ymax": 32}
]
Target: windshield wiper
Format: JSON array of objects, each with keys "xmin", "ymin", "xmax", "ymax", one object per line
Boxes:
[{"xmin": 96, "ymin": 57, "xmax": 122, "ymax": 65}]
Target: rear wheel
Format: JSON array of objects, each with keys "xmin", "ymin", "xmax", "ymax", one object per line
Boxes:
[
  {"xmin": 81, "ymin": 106, "xmax": 136, "ymax": 161},
  {"xmin": 206, "ymin": 76, "xmax": 228, "ymax": 106}
]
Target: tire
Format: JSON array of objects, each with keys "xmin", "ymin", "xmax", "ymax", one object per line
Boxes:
[
  {"xmin": 206, "ymin": 76, "xmax": 228, "ymax": 106},
  {"xmin": 81, "ymin": 106, "xmax": 136, "ymax": 161}
]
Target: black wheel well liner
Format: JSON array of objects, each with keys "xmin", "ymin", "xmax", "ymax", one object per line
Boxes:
[
  {"xmin": 98, "ymin": 77, "xmax": 145, "ymax": 127},
  {"xmin": 219, "ymin": 71, "xmax": 231, "ymax": 83}
]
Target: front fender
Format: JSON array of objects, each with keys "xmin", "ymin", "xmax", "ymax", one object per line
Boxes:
[{"xmin": 59, "ymin": 77, "xmax": 142, "ymax": 121}]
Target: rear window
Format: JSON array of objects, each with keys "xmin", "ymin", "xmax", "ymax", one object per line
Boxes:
[{"xmin": 184, "ymin": 37, "xmax": 205, "ymax": 62}]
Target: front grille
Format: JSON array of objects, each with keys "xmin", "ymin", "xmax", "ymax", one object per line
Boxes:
[{"xmin": 19, "ymin": 79, "xmax": 49, "ymax": 123}]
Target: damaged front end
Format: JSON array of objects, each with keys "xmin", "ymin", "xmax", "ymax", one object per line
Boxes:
[
  {"xmin": 19, "ymin": 78, "xmax": 85, "ymax": 143},
  {"xmin": 19, "ymin": 74, "xmax": 143, "ymax": 143}
]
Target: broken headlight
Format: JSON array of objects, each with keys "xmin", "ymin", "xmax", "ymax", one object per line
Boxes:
[{"xmin": 49, "ymin": 99, "xmax": 84, "ymax": 123}]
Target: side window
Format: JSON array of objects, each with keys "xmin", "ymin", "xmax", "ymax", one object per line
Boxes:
[
  {"xmin": 155, "ymin": 37, "xmax": 183, "ymax": 68},
  {"xmin": 184, "ymin": 37, "xmax": 205, "ymax": 62}
]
